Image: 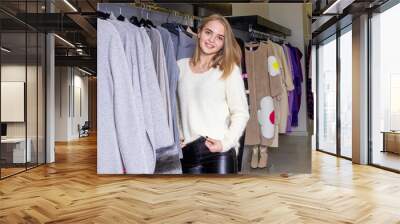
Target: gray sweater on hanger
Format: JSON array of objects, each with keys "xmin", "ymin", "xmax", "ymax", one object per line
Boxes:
[
  {"xmin": 110, "ymin": 20, "xmax": 158, "ymax": 173},
  {"xmin": 146, "ymin": 27, "xmax": 182, "ymax": 174},
  {"xmin": 137, "ymin": 27, "xmax": 174, "ymax": 150},
  {"xmin": 97, "ymin": 19, "xmax": 154, "ymax": 174},
  {"xmin": 146, "ymin": 28, "xmax": 173, "ymax": 138},
  {"xmin": 157, "ymin": 26, "xmax": 182, "ymax": 155},
  {"xmin": 148, "ymin": 26, "xmax": 182, "ymax": 174},
  {"xmin": 177, "ymin": 31, "xmax": 196, "ymax": 60},
  {"xmin": 160, "ymin": 23, "xmax": 196, "ymax": 60}
]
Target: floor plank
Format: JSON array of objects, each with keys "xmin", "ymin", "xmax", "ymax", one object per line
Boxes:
[{"xmin": 0, "ymin": 134, "xmax": 400, "ymax": 223}]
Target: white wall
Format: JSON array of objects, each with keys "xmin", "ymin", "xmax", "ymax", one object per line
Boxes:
[
  {"xmin": 1, "ymin": 63, "xmax": 46, "ymax": 164},
  {"xmin": 55, "ymin": 66, "xmax": 69, "ymax": 141},
  {"xmin": 71, "ymin": 72, "xmax": 89, "ymax": 138},
  {"xmin": 55, "ymin": 66, "xmax": 89, "ymax": 141},
  {"xmin": 1, "ymin": 65, "xmax": 37, "ymax": 138}
]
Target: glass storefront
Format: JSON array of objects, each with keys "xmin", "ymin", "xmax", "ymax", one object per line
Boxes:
[
  {"xmin": 316, "ymin": 26, "xmax": 352, "ymax": 159},
  {"xmin": 317, "ymin": 35, "xmax": 337, "ymax": 155},
  {"xmin": 339, "ymin": 27, "xmax": 352, "ymax": 159},
  {"xmin": 0, "ymin": 1, "xmax": 46, "ymax": 179},
  {"xmin": 370, "ymin": 3, "xmax": 400, "ymax": 171}
]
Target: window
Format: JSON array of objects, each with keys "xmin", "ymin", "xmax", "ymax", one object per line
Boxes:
[
  {"xmin": 339, "ymin": 27, "xmax": 352, "ymax": 158},
  {"xmin": 317, "ymin": 36, "xmax": 337, "ymax": 154},
  {"xmin": 316, "ymin": 25, "xmax": 353, "ymax": 159},
  {"xmin": 389, "ymin": 74, "xmax": 400, "ymax": 131},
  {"xmin": 370, "ymin": 2, "xmax": 400, "ymax": 171}
]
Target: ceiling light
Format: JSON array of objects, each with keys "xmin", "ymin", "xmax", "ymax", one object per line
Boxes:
[
  {"xmin": 322, "ymin": 0, "xmax": 355, "ymax": 15},
  {"xmin": 1, "ymin": 47, "xmax": 11, "ymax": 53},
  {"xmin": 323, "ymin": 0, "xmax": 343, "ymax": 14},
  {"xmin": 54, "ymin": 34, "xmax": 75, "ymax": 48},
  {"xmin": 63, "ymin": 0, "xmax": 78, "ymax": 12},
  {"xmin": 78, "ymin": 67, "xmax": 93, "ymax": 76}
]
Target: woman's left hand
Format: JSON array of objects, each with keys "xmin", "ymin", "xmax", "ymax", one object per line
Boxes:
[{"xmin": 205, "ymin": 137, "xmax": 223, "ymax": 152}]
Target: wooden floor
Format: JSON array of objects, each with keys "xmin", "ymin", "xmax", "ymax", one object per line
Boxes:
[
  {"xmin": 1, "ymin": 135, "xmax": 400, "ymax": 223},
  {"xmin": 1, "ymin": 167, "xmax": 26, "ymax": 178}
]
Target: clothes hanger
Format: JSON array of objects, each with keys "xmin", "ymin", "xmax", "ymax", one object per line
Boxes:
[
  {"xmin": 146, "ymin": 20, "xmax": 156, "ymax": 28},
  {"xmin": 128, "ymin": 7, "xmax": 140, "ymax": 26},
  {"xmin": 130, "ymin": 15, "xmax": 140, "ymax": 26},
  {"xmin": 248, "ymin": 32, "xmax": 259, "ymax": 44},
  {"xmin": 145, "ymin": 11, "xmax": 156, "ymax": 28},
  {"xmin": 185, "ymin": 16, "xmax": 197, "ymax": 36},
  {"xmin": 117, "ymin": 8, "xmax": 125, "ymax": 21},
  {"xmin": 186, "ymin": 26, "xmax": 197, "ymax": 36},
  {"xmin": 161, "ymin": 12, "xmax": 180, "ymax": 35},
  {"xmin": 245, "ymin": 32, "xmax": 262, "ymax": 51},
  {"xmin": 138, "ymin": 6, "xmax": 147, "ymax": 27},
  {"xmin": 179, "ymin": 16, "xmax": 194, "ymax": 38},
  {"xmin": 97, "ymin": 10, "xmax": 110, "ymax": 20},
  {"xmin": 137, "ymin": 6, "xmax": 155, "ymax": 28}
]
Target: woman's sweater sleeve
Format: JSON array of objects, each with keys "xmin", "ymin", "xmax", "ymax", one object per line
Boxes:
[{"xmin": 221, "ymin": 66, "xmax": 250, "ymax": 152}]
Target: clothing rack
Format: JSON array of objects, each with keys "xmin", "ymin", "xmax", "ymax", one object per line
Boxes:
[
  {"xmin": 131, "ymin": 3, "xmax": 202, "ymax": 22},
  {"xmin": 97, "ymin": 3, "xmax": 201, "ymax": 27},
  {"xmin": 248, "ymin": 25, "xmax": 286, "ymax": 43},
  {"xmin": 226, "ymin": 15, "xmax": 291, "ymax": 38},
  {"xmin": 226, "ymin": 15, "xmax": 290, "ymax": 43}
]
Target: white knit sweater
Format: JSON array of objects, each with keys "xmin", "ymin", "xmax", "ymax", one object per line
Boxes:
[{"xmin": 177, "ymin": 58, "xmax": 250, "ymax": 153}]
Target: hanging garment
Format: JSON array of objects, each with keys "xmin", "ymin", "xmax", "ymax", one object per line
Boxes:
[
  {"xmin": 157, "ymin": 26, "xmax": 181, "ymax": 147},
  {"xmin": 153, "ymin": 26, "xmax": 183, "ymax": 174},
  {"xmin": 235, "ymin": 37, "xmax": 248, "ymax": 171},
  {"xmin": 236, "ymin": 37, "xmax": 249, "ymax": 93},
  {"xmin": 136, "ymin": 27, "xmax": 175, "ymax": 150},
  {"xmin": 306, "ymin": 42, "xmax": 314, "ymax": 120},
  {"xmin": 292, "ymin": 46, "xmax": 303, "ymax": 127},
  {"xmin": 97, "ymin": 19, "xmax": 154, "ymax": 174},
  {"xmin": 286, "ymin": 44, "xmax": 303, "ymax": 127},
  {"xmin": 177, "ymin": 58, "xmax": 249, "ymax": 154},
  {"xmin": 161, "ymin": 23, "xmax": 179, "ymax": 55},
  {"xmin": 109, "ymin": 20, "xmax": 158, "ymax": 172},
  {"xmin": 244, "ymin": 42, "xmax": 283, "ymax": 146},
  {"xmin": 177, "ymin": 31, "xmax": 196, "ymax": 60},
  {"xmin": 236, "ymin": 38, "xmax": 247, "ymax": 75},
  {"xmin": 283, "ymin": 44, "xmax": 295, "ymax": 133},
  {"xmin": 268, "ymin": 40, "xmax": 294, "ymax": 134},
  {"xmin": 146, "ymin": 28, "xmax": 173, "ymax": 137},
  {"xmin": 161, "ymin": 23, "xmax": 196, "ymax": 60},
  {"xmin": 112, "ymin": 22, "xmax": 179, "ymax": 174}
]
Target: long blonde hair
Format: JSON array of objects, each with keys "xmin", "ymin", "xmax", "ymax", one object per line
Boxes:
[{"xmin": 191, "ymin": 14, "xmax": 241, "ymax": 79}]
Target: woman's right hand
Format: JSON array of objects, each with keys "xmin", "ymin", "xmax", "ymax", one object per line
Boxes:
[{"xmin": 180, "ymin": 139, "xmax": 186, "ymax": 148}]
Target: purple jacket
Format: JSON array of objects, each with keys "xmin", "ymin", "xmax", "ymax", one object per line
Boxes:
[{"xmin": 286, "ymin": 44, "xmax": 303, "ymax": 128}]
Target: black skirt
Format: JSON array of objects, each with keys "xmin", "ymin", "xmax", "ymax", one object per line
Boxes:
[{"xmin": 180, "ymin": 136, "xmax": 238, "ymax": 174}]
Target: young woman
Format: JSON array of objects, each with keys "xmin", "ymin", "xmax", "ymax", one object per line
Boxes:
[{"xmin": 177, "ymin": 14, "xmax": 249, "ymax": 174}]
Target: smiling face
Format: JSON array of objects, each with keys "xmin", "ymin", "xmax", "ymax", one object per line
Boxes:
[
  {"xmin": 191, "ymin": 14, "xmax": 241, "ymax": 79},
  {"xmin": 198, "ymin": 20, "xmax": 225, "ymax": 56}
]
